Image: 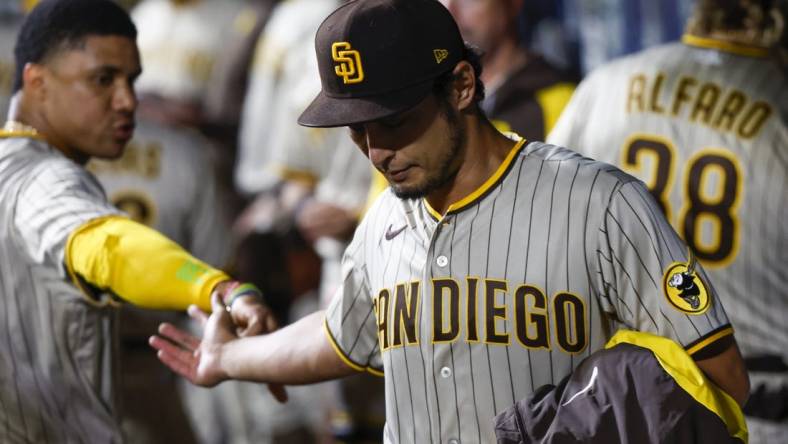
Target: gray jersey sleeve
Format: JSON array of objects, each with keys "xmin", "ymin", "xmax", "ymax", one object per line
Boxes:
[
  {"xmin": 324, "ymin": 209, "xmax": 384, "ymax": 373},
  {"xmin": 14, "ymin": 158, "xmax": 120, "ymax": 277},
  {"xmin": 592, "ymin": 179, "xmax": 731, "ymax": 352}
]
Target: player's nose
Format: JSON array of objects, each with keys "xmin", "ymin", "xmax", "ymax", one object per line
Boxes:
[
  {"xmin": 113, "ymin": 81, "xmax": 137, "ymax": 113},
  {"xmin": 368, "ymin": 145, "xmax": 394, "ymax": 172}
]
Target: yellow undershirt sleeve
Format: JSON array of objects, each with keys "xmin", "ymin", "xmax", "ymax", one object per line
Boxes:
[{"xmin": 65, "ymin": 215, "xmax": 229, "ymax": 312}]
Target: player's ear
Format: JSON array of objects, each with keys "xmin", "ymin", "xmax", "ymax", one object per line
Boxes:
[
  {"xmin": 22, "ymin": 62, "xmax": 47, "ymax": 100},
  {"xmin": 450, "ymin": 61, "xmax": 476, "ymax": 113}
]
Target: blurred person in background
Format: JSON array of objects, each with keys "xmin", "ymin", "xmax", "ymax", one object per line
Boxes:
[
  {"xmin": 548, "ymin": 0, "xmax": 788, "ymax": 441},
  {"xmin": 266, "ymin": 60, "xmax": 385, "ymax": 442},
  {"xmin": 117, "ymin": 1, "xmax": 297, "ymax": 443},
  {"xmin": 233, "ymin": 0, "xmax": 388, "ymax": 440},
  {"xmin": 440, "ymin": 0, "xmax": 576, "ymax": 140},
  {"xmin": 87, "ymin": 114, "xmax": 233, "ymax": 444}
]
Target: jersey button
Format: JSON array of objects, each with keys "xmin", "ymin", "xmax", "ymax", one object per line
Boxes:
[
  {"xmin": 440, "ymin": 366, "xmax": 452, "ymax": 378},
  {"xmin": 436, "ymin": 255, "xmax": 448, "ymax": 267},
  {"xmin": 448, "ymin": 439, "xmax": 459, "ymax": 444}
]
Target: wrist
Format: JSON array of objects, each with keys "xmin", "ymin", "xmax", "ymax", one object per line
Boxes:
[{"xmin": 223, "ymin": 283, "xmax": 265, "ymax": 312}]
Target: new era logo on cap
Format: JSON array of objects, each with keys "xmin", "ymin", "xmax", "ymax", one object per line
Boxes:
[
  {"xmin": 298, "ymin": 0, "xmax": 465, "ymax": 128},
  {"xmin": 434, "ymin": 49, "xmax": 449, "ymax": 64}
]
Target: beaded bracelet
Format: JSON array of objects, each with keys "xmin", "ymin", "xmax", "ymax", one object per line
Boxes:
[{"xmin": 224, "ymin": 283, "xmax": 264, "ymax": 313}]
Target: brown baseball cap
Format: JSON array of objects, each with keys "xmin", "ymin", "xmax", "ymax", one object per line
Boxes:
[{"xmin": 297, "ymin": 0, "xmax": 465, "ymax": 128}]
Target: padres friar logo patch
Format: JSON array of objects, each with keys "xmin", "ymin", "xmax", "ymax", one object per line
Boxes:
[
  {"xmin": 332, "ymin": 42, "xmax": 364, "ymax": 84},
  {"xmin": 663, "ymin": 255, "xmax": 710, "ymax": 315}
]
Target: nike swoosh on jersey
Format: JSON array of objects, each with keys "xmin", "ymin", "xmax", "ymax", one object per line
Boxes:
[{"xmin": 384, "ymin": 224, "xmax": 407, "ymax": 241}]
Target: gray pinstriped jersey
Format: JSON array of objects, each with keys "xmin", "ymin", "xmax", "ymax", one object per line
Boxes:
[
  {"xmin": 325, "ymin": 139, "xmax": 731, "ymax": 443},
  {"xmin": 548, "ymin": 39, "xmax": 788, "ymax": 361},
  {"xmin": 0, "ymin": 134, "xmax": 123, "ymax": 442}
]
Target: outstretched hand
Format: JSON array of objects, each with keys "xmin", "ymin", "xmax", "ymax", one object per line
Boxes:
[{"xmin": 149, "ymin": 293, "xmax": 288, "ymax": 402}]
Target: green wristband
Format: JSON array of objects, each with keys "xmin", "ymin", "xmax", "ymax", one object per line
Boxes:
[{"xmin": 224, "ymin": 283, "xmax": 264, "ymax": 312}]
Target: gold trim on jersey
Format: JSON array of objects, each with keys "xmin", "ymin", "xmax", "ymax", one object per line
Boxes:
[
  {"xmin": 685, "ymin": 325, "xmax": 734, "ymax": 356},
  {"xmin": 1, "ymin": 121, "xmax": 45, "ymax": 141},
  {"xmin": 323, "ymin": 319, "xmax": 385, "ymax": 377},
  {"xmin": 682, "ymin": 34, "xmax": 770, "ymax": 58},
  {"xmin": 606, "ymin": 329, "xmax": 746, "ymax": 443},
  {"xmin": 424, "ymin": 137, "xmax": 527, "ymax": 220}
]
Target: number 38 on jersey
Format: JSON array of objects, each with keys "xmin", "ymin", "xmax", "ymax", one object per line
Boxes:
[{"xmin": 621, "ymin": 135, "xmax": 742, "ymax": 266}]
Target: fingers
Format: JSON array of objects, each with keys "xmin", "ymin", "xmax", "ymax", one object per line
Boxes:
[
  {"xmin": 211, "ymin": 291, "xmax": 228, "ymax": 314},
  {"xmin": 187, "ymin": 305, "xmax": 209, "ymax": 326},
  {"xmin": 157, "ymin": 322, "xmax": 201, "ymax": 351},
  {"xmin": 237, "ymin": 318, "xmax": 263, "ymax": 337},
  {"xmin": 268, "ymin": 383, "xmax": 289, "ymax": 403},
  {"xmin": 148, "ymin": 335, "xmax": 197, "ymax": 381},
  {"xmin": 265, "ymin": 314, "xmax": 278, "ymax": 332}
]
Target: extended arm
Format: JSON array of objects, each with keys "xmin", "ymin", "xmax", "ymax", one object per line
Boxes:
[
  {"xmin": 220, "ymin": 311, "xmax": 354, "ymax": 384},
  {"xmin": 150, "ymin": 294, "xmax": 357, "ymax": 387},
  {"xmin": 695, "ymin": 338, "xmax": 750, "ymax": 407},
  {"xmin": 67, "ymin": 215, "xmax": 276, "ymax": 334}
]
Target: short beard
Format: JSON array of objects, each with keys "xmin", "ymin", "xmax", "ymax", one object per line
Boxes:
[{"xmin": 391, "ymin": 100, "xmax": 465, "ymax": 200}]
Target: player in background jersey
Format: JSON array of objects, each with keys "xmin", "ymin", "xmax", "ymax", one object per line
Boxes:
[
  {"xmin": 547, "ymin": 0, "xmax": 787, "ymax": 441},
  {"xmin": 152, "ymin": 1, "xmax": 750, "ymax": 443},
  {"xmin": 0, "ymin": 1, "xmax": 280, "ymax": 441},
  {"xmin": 265, "ymin": 56, "xmax": 383, "ymax": 440},
  {"xmin": 87, "ymin": 118, "xmax": 233, "ymax": 444},
  {"xmin": 232, "ymin": 1, "xmax": 384, "ymax": 438},
  {"xmin": 439, "ymin": 0, "xmax": 575, "ymax": 139},
  {"xmin": 117, "ymin": 2, "xmax": 300, "ymax": 443}
]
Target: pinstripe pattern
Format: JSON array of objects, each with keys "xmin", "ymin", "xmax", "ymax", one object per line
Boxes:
[
  {"xmin": 325, "ymin": 139, "xmax": 730, "ymax": 443},
  {"xmin": 0, "ymin": 134, "xmax": 123, "ymax": 442},
  {"xmin": 548, "ymin": 40, "xmax": 788, "ymax": 362}
]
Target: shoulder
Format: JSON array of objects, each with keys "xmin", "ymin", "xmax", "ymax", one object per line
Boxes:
[
  {"xmin": 581, "ymin": 42, "xmax": 682, "ymax": 85},
  {"xmin": 521, "ymin": 141, "xmax": 642, "ymax": 189},
  {"xmin": 0, "ymin": 137, "xmax": 107, "ymax": 204},
  {"xmin": 1, "ymin": 137, "xmax": 87, "ymax": 180}
]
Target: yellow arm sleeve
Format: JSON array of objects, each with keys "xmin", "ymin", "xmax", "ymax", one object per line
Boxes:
[{"xmin": 65, "ymin": 215, "xmax": 229, "ymax": 312}]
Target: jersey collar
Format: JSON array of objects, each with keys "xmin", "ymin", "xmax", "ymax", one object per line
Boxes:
[
  {"xmin": 681, "ymin": 34, "xmax": 770, "ymax": 58},
  {"xmin": 0, "ymin": 121, "xmax": 46, "ymax": 141},
  {"xmin": 424, "ymin": 137, "xmax": 527, "ymax": 220}
]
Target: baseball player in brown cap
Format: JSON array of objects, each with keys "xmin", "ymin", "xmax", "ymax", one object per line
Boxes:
[{"xmin": 152, "ymin": 1, "xmax": 750, "ymax": 442}]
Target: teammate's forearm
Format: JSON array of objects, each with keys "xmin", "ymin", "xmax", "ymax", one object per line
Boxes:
[
  {"xmin": 220, "ymin": 311, "xmax": 356, "ymax": 384},
  {"xmin": 66, "ymin": 215, "xmax": 228, "ymax": 311}
]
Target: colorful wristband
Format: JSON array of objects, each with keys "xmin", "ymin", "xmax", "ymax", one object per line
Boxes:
[{"xmin": 223, "ymin": 283, "xmax": 264, "ymax": 313}]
